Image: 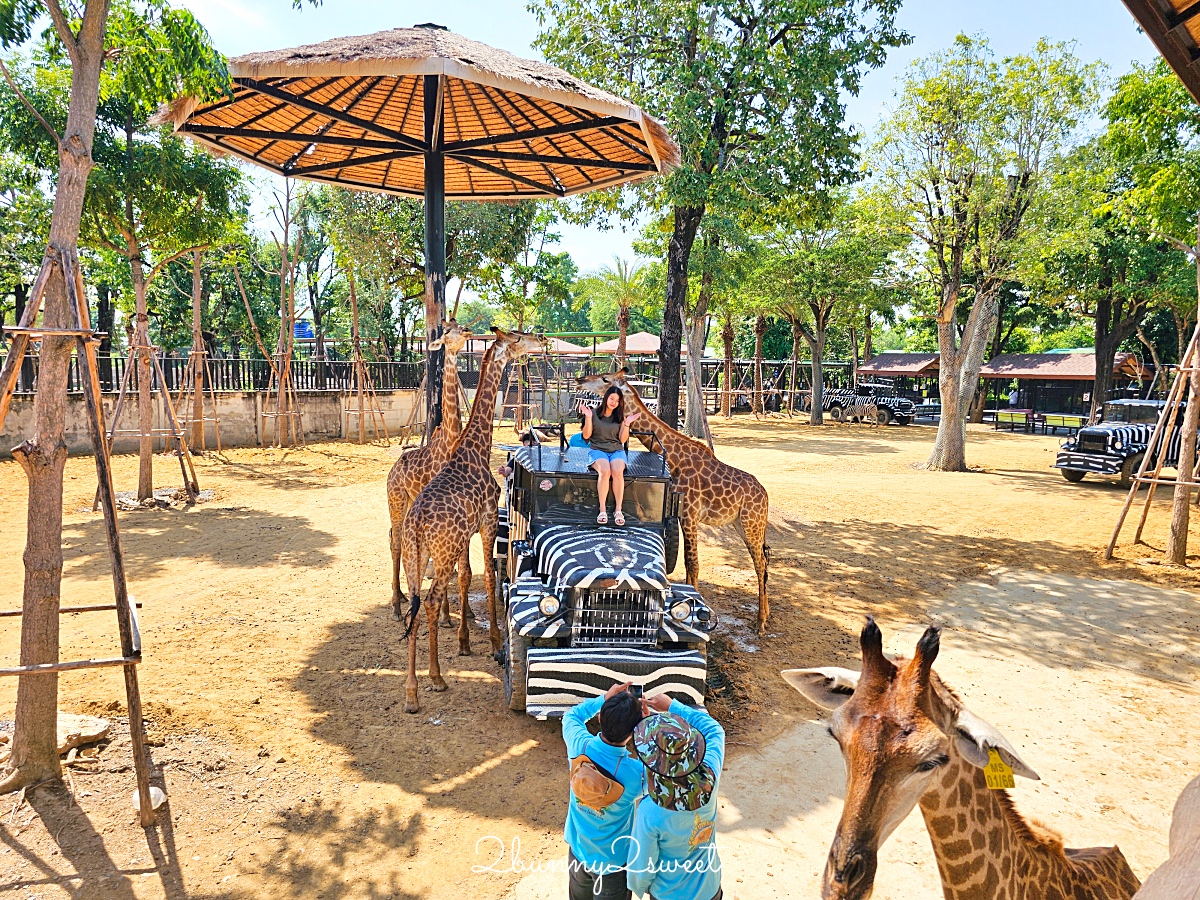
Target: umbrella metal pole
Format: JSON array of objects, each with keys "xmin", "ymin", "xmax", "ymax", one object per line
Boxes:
[{"xmin": 423, "ymin": 73, "xmax": 446, "ymax": 438}]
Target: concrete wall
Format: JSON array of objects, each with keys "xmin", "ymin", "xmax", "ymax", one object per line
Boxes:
[{"xmin": 0, "ymin": 389, "xmax": 423, "ymax": 457}]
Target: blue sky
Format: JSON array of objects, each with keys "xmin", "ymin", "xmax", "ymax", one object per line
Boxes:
[{"xmin": 182, "ymin": 0, "xmax": 1162, "ymax": 274}]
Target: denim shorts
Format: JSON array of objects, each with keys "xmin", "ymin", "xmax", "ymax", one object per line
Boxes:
[{"xmin": 588, "ymin": 449, "xmax": 628, "ymax": 467}]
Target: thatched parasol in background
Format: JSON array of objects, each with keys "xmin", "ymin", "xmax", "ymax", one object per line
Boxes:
[{"xmin": 162, "ymin": 23, "xmax": 678, "ymax": 431}]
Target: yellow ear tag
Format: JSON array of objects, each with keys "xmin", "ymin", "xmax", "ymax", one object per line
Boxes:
[{"xmin": 984, "ymin": 749, "xmax": 1015, "ymax": 790}]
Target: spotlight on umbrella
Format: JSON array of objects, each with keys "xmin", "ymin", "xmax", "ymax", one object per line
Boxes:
[{"xmin": 160, "ymin": 23, "xmax": 678, "ymax": 430}]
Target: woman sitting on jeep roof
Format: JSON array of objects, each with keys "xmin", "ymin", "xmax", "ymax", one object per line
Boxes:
[{"xmin": 578, "ymin": 386, "xmax": 639, "ymax": 526}]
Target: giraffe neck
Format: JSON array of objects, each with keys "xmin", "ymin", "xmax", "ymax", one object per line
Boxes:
[
  {"xmin": 916, "ymin": 754, "xmax": 1059, "ymax": 900},
  {"xmin": 440, "ymin": 348, "xmax": 462, "ymax": 439},
  {"xmin": 623, "ymin": 389, "xmax": 711, "ymax": 466},
  {"xmin": 455, "ymin": 341, "xmax": 508, "ymax": 459}
]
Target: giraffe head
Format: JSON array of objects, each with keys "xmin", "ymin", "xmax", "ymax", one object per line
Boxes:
[
  {"xmin": 429, "ymin": 319, "xmax": 473, "ymax": 356},
  {"xmin": 576, "ymin": 368, "xmax": 638, "ymax": 404},
  {"xmin": 489, "ymin": 326, "xmax": 544, "ymax": 366},
  {"xmin": 782, "ymin": 620, "xmax": 1039, "ymax": 900}
]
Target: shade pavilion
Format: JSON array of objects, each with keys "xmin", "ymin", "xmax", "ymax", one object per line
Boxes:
[{"xmin": 165, "ymin": 23, "xmax": 677, "ymax": 428}]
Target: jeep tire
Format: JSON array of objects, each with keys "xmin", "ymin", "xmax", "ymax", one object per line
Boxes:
[
  {"xmin": 1118, "ymin": 454, "xmax": 1146, "ymax": 490},
  {"xmin": 828, "ymin": 404, "xmax": 845, "ymax": 422},
  {"xmin": 664, "ymin": 516, "xmax": 681, "ymax": 574},
  {"xmin": 1060, "ymin": 468, "xmax": 1086, "ymax": 483},
  {"xmin": 503, "ymin": 612, "xmax": 528, "ymax": 712},
  {"xmin": 875, "ymin": 406, "xmax": 892, "ymax": 426}
]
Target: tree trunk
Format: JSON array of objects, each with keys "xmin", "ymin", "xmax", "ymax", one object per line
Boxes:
[
  {"xmin": 1168, "ymin": 361, "xmax": 1200, "ymax": 564},
  {"xmin": 2, "ymin": 0, "xmax": 111, "ymax": 794},
  {"xmin": 789, "ymin": 323, "xmax": 801, "ymax": 415},
  {"xmin": 1168, "ymin": 255, "xmax": 1200, "ymax": 565},
  {"xmin": 849, "ymin": 324, "xmax": 859, "ymax": 388},
  {"xmin": 190, "ymin": 249, "xmax": 205, "ymax": 448},
  {"xmin": 721, "ymin": 316, "xmax": 734, "ymax": 418},
  {"xmin": 863, "ymin": 311, "xmax": 873, "ymax": 362},
  {"xmin": 131, "ymin": 254, "xmax": 154, "ymax": 500},
  {"xmin": 927, "ymin": 286, "xmax": 999, "ymax": 471},
  {"xmin": 96, "ymin": 281, "xmax": 113, "ymax": 390},
  {"xmin": 752, "ymin": 314, "xmax": 766, "ymax": 415},
  {"xmin": 803, "ymin": 328, "xmax": 826, "ymax": 426},
  {"xmin": 658, "ymin": 205, "xmax": 704, "ymax": 429},
  {"xmin": 616, "ymin": 302, "xmax": 629, "ymax": 370},
  {"xmin": 682, "ymin": 309, "xmax": 712, "ymax": 447}
]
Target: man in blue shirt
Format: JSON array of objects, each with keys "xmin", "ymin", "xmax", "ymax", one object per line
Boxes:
[
  {"xmin": 626, "ymin": 696, "xmax": 726, "ymax": 900},
  {"xmin": 563, "ymin": 681, "xmax": 647, "ymax": 900}
]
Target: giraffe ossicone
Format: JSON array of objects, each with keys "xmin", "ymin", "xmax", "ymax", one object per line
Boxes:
[{"xmin": 783, "ymin": 619, "xmax": 1140, "ymax": 900}]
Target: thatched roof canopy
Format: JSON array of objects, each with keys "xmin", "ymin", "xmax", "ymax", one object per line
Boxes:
[{"xmin": 164, "ymin": 24, "xmax": 679, "ymax": 200}]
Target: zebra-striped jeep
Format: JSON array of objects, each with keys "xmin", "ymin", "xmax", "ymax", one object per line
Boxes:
[
  {"xmin": 494, "ymin": 429, "xmax": 716, "ymax": 720},
  {"xmin": 823, "ymin": 383, "xmax": 915, "ymax": 425},
  {"xmin": 1055, "ymin": 399, "xmax": 1186, "ymax": 487}
]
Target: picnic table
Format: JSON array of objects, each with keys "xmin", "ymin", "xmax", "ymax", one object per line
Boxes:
[{"xmin": 994, "ymin": 410, "xmax": 1087, "ymax": 435}]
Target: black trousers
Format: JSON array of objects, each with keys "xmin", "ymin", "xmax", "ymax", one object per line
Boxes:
[
  {"xmin": 568, "ymin": 849, "xmax": 631, "ymax": 900},
  {"xmin": 650, "ymin": 892, "xmax": 722, "ymax": 900}
]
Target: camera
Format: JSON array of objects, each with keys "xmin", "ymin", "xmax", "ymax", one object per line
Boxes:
[{"xmin": 628, "ymin": 684, "xmax": 643, "ymax": 700}]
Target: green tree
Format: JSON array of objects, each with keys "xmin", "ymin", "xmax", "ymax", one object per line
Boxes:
[
  {"xmin": 0, "ymin": 0, "xmax": 242, "ymax": 794},
  {"xmin": 872, "ymin": 35, "xmax": 1100, "ymax": 470},
  {"xmin": 750, "ymin": 197, "xmax": 901, "ymax": 423},
  {"xmin": 531, "ymin": 0, "xmax": 909, "ymax": 428},
  {"xmin": 0, "ymin": 151, "xmax": 51, "ymax": 333},
  {"xmin": 575, "ymin": 256, "xmax": 654, "ymax": 367},
  {"xmin": 1084, "ymin": 58, "xmax": 1200, "ymax": 563}
]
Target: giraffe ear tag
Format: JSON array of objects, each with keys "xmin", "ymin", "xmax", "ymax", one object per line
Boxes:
[{"xmin": 984, "ymin": 749, "xmax": 1016, "ymax": 790}]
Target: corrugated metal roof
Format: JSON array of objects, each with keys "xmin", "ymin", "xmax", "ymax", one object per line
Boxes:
[
  {"xmin": 980, "ymin": 352, "xmax": 1143, "ymax": 380},
  {"xmin": 857, "ymin": 352, "xmax": 940, "ymax": 376}
]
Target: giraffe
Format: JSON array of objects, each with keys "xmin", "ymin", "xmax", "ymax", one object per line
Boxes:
[
  {"xmin": 577, "ymin": 370, "xmax": 771, "ymax": 632},
  {"xmin": 386, "ymin": 319, "xmax": 472, "ymax": 625},
  {"xmin": 782, "ymin": 619, "xmax": 1141, "ymax": 900},
  {"xmin": 398, "ymin": 327, "xmax": 543, "ymax": 714}
]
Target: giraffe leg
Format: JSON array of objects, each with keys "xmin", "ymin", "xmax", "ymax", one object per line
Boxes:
[
  {"xmin": 457, "ymin": 545, "xmax": 475, "ymax": 656},
  {"xmin": 682, "ymin": 513, "xmax": 702, "ymax": 591},
  {"xmin": 458, "ymin": 549, "xmax": 475, "ymax": 623},
  {"xmin": 426, "ymin": 577, "xmax": 448, "ymax": 691},
  {"xmin": 405, "ymin": 610, "xmax": 421, "ymax": 714},
  {"xmin": 388, "ymin": 490, "xmax": 410, "ymax": 619},
  {"xmin": 479, "ymin": 507, "xmax": 503, "ymax": 653},
  {"xmin": 739, "ymin": 507, "xmax": 770, "ymax": 633}
]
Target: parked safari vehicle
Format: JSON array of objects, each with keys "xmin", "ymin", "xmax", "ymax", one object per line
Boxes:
[
  {"xmin": 494, "ymin": 428, "xmax": 716, "ymax": 720},
  {"xmin": 1055, "ymin": 399, "xmax": 1190, "ymax": 487},
  {"xmin": 823, "ymin": 383, "xmax": 916, "ymax": 425}
]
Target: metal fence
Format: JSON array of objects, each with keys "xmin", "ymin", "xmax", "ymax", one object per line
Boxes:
[{"xmin": 0, "ymin": 351, "xmax": 424, "ymax": 395}]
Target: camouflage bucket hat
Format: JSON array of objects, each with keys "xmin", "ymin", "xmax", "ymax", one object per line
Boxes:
[{"xmin": 632, "ymin": 712, "xmax": 716, "ymax": 812}]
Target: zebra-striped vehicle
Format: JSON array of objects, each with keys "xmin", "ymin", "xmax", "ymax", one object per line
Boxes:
[
  {"xmin": 1055, "ymin": 399, "xmax": 1189, "ymax": 487},
  {"xmin": 821, "ymin": 384, "xmax": 916, "ymax": 425},
  {"xmin": 494, "ymin": 429, "xmax": 716, "ymax": 720}
]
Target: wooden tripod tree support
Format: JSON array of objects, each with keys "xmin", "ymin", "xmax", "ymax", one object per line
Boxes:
[
  {"xmin": 175, "ymin": 348, "xmax": 221, "ymax": 453},
  {"xmin": 175, "ymin": 248, "xmax": 221, "ymax": 453},
  {"xmin": 342, "ymin": 273, "xmax": 387, "ymax": 444},
  {"xmin": 0, "ymin": 246, "xmax": 156, "ymax": 826},
  {"xmin": 1105, "ymin": 319, "xmax": 1200, "ymax": 559},
  {"xmin": 94, "ymin": 342, "xmax": 199, "ymax": 511}
]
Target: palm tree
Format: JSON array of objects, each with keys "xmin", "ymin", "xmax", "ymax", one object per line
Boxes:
[{"xmin": 579, "ymin": 257, "xmax": 648, "ymax": 369}]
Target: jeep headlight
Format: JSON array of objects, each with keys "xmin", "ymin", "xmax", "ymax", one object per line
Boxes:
[
  {"xmin": 669, "ymin": 600, "xmax": 692, "ymax": 621},
  {"xmin": 1112, "ymin": 438, "xmax": 1122, "ymax": 450},
  {"xmin": 538, "ymin": 594, "xmax": 561, "ymax": 617}
]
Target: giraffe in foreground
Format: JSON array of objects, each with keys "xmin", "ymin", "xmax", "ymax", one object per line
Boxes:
[
  {"xmin": 577, "ymin": 369, "xmax": 771, "ymax": 632},
  {"xmin": 782, "ymin": 620, "xmax": 1141, "ymax": 900},
  {"xmin": 386, "ymin": 319, "xmax": 472, "ymax": 625},
  {"xmin": 399, "ymin": 327, "xmax": 543, "ymax": 714}
]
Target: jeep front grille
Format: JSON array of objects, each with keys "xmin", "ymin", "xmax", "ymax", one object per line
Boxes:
[
  {"xmin": 1078, "ymin": 435, "xmax": 1109, "ymax": 454},
  {"xmin": 572, "ymin": 590, "xmax": 663, "ymax": 647}
]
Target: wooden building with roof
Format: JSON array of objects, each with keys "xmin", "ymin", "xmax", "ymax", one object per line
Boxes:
[{"xmin": 980, "ymin": 351, "xmax": 1148, "ymax": 415}]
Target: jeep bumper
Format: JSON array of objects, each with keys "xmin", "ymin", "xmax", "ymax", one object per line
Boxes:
[
  {"xmin": 524, "ymin": 647, "xmax": 706, "ymax": 720},
  {"xmin": 1054, "ymin": 450, "xmax": 1123, "ymax": 476}
]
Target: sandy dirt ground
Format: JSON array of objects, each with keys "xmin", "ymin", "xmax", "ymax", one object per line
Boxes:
[{"xmin": 0, "ymin": 418, "xmax": 1197, "ymax": 900}]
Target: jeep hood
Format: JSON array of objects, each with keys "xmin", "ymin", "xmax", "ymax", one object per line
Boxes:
[{"xmin": 531, "ymin": 525, "xmax": 668, "ymax": 591}]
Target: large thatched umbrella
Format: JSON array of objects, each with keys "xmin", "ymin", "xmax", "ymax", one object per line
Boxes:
[{"xmin": 163, "ymin": 23, "xmax": 678, "ymax": 430}]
